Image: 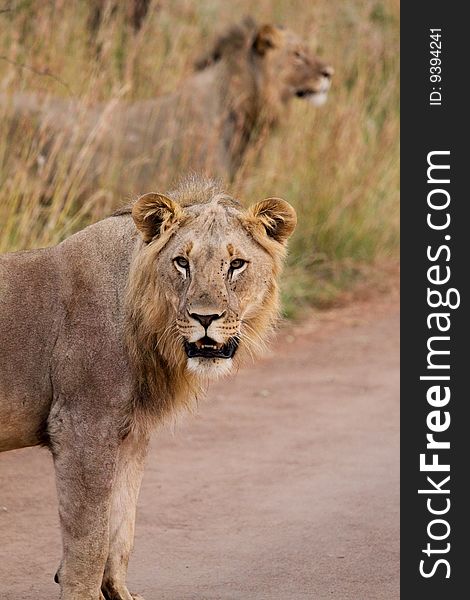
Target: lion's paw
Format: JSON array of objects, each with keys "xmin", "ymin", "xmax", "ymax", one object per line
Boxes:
[{"xmin": 102, "ymin": 584, "xmax": 145, "ymax": 600}]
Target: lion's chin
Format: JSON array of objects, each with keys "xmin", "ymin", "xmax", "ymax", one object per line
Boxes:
[
  {"xmin": 186, "ymin": 357, "xmax": 234, "ymax": 379},
  {"xmin": 306, "ymin": 91, "xmax": 328, "ymax": 106}
]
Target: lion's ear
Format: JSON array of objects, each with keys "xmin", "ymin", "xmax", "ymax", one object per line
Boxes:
[
  {"xmin": 252, "ymin": 24, "xmax": 280, "ymax": 56},
  {"xmin": 248, "ymin": 197, "xmax": 297, "ymax": 244},
  {"xmin": 132, "ymin": 193, "xmax": 184, "ymax": 243}
]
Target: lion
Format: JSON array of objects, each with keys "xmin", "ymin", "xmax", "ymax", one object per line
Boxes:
[
  {"xmin": 5, "ymin": 18, "xmax": 332, "ymax": 192},
  {"xmin": 0, "ymin": 174, "xmax": 296, "ymax": 600}
]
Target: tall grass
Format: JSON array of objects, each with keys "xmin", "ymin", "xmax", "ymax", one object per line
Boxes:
[{"xmin": 0, "ymin": 0, "xmax": 399, "ymax": 315}]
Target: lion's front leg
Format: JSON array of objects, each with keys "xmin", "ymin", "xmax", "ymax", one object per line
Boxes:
[
  {"xmin": 51, "ymin": 421, "xmax": 119, "ymax": 600},
  {"xmin": 101, "ymin": 429, "xmax": 149, "ymax": 600}
]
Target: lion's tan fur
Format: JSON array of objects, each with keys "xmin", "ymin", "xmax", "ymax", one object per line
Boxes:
[{"xmin": 0, "ymin": 174, "xmax": 295, "ymax": 600}]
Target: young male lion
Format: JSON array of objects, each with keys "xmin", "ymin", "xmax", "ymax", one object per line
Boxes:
[{"xmin": 0, "ymin": 175, "xmax": 296, "ymax": 600}]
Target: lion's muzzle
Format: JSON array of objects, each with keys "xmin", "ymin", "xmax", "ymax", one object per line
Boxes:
[{"xmin": 295, "ymin": 65, "xmax": 333, "ymax": 106}]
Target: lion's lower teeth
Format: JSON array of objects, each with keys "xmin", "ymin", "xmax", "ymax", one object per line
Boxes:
[{"xmin": 195, "ymin": 339, "xmax": 222, "ymax": 350}]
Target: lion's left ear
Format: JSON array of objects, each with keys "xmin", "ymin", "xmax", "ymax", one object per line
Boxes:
[
  {"xmin": 132, "ymin": 193, "xmax": 184, "ymax": 243},
  {"xmin": 247, "ymin": 197, "xmax": 297, "ymax": 244}
]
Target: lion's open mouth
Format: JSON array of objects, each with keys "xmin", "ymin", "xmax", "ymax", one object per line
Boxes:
[
  {"xmin": 184, "ymin": 336, "xmax": 239, "ymax": 359},
  {"xmin": 295, "ymin": 88, "xmax": 317, "ymax": 98}
]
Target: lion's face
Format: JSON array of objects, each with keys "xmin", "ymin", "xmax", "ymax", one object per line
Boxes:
[
  {"xmin": 131, "ymin": 187, "xmax": 296, "ymax": 379},
  {"xmin": 159, "ymin": 201, "xmax": 275, "ymax": 378},
  {"xmin": 253, "ymin": 25, "xmax": 334, "ymax": 107}
]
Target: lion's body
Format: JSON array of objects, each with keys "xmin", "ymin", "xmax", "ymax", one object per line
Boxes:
[
  {"xmin": 6, "ymin": 70, "xmax": 220, "ymax": 192},
  {"xmin": 5, "ymin": 21, "xmax": 332, "ymax": 191},
  {"xmin": 0, "ymin": 215, "xmax": 134, "ymax": 453},
  {"xmin": 0, "ymin": 175, "xmax": 296, "ymax": 600}
]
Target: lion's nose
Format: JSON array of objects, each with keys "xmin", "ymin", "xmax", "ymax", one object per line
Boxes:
[
  {"xmin": 321, "ymin": 66, "xmax": 334, "ymax": 79},
  {"xmin": 189, "ymin": 312, "xmax": 225, "ymax": 329}
]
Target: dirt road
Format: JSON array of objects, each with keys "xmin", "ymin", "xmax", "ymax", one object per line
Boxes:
[{"xmin": 0, "ymin": 299, "xmax": 399, "ymax": 600}]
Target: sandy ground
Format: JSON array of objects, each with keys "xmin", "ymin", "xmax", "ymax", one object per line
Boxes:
[{"xmin": 0, "ymin": 297, "xmax": 399, "ymax": 600}]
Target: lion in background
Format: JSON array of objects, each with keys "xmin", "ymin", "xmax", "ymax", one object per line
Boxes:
[
  {"xmin": 0, "ymin": 174, "xmax": 296, "ymax": 600},
  {"xmin": 5, "ymin": 18, "xmax": 332, "ymax": 195}
]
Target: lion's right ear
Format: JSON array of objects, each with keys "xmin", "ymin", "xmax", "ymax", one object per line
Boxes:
[
  {"xmin": 247, "ymin": 197, "xmax": 297, "ymax": 245},
  {"xmin": 132, "ymin": 193, "xmax": 184, "ymax": 243},
  {"xmin": 252, "ymin": 24, "xmax": 280, "ymax": 56}
]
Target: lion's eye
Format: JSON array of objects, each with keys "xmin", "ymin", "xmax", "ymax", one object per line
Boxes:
[
  {"xmin": 174, "ymin": 256, "xmax": 189, "ymax": 269},
  {"xmin": 230, "ymin": 259, "xmax": 246, "ymax": 270}
]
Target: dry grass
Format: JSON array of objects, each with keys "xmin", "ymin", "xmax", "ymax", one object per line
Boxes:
[{"xmin": 0, "ymin": 0, "xmax": 399, "ymax": 315}]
